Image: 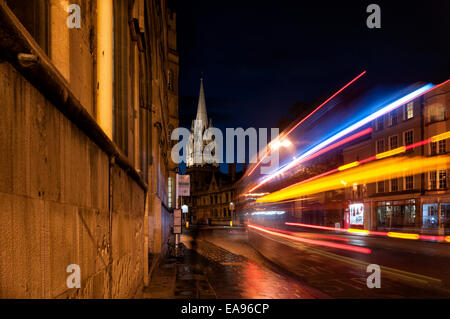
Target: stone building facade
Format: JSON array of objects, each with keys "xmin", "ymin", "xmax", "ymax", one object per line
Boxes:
[
  {"xmin": 343, "ymin": 81, "xmax": 450, "ymax": 234},
  {"xmin": 0, "ymin": 0, "xmax": 178, "ymax": 298},
  {"xmin": 186, "ymin": 164, "xmax": 243, "ymax": 225}
]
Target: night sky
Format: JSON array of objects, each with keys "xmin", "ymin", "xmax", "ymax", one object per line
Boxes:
[{"xmin": 170, "ymin": 0, "xmax": 450, "ymax": 172}]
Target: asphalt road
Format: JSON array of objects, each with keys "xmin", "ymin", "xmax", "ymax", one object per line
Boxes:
[
  {"xmin": 181, "ymin": 227, "xmax": 328, "ymax": 298},
  {"xmin": 183, "ymin": 225, "xmax": 450, "ymax": 298}
]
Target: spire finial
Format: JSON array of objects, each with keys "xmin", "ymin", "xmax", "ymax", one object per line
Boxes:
[{"xmin": 195, "ymin": 77, "xmax": 208, "ymax": 126}]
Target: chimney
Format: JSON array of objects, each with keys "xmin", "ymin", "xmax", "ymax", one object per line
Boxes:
[{"xmin": 228, "ymin": 163, "xmax": 236, "ymax": 182}]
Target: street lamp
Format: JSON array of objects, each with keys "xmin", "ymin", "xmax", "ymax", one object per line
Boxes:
[
  {"xmin": 229, "ymin": 202, "xmax": 235, "ymax": 227},
  {"xmin": 270, "ymin": 139, "xmax": 292, "ymax": 151}
]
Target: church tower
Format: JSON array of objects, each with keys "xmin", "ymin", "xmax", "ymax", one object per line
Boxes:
[{"xmin": 186, "ymin": 78, "xmax": 218, "ymax": 167}]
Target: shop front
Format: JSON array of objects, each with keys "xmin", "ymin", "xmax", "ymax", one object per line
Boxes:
[
  {"xmin": 376, "ymin": 199, "xmax": 417, "ymax": 231},
  {"xmin": 422, "ymin": 197, "xmax": 450, "ymax": 234}
]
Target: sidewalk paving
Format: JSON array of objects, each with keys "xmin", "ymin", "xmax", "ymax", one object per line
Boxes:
[
  {"xmin": 143, "ymin": 245, "xmax": 216, "ymax": 299},
  {"xmin": 143, "ymin": 232, "xmax": 324, "ymax": 299}
]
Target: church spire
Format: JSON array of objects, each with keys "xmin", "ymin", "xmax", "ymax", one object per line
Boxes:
[
  {"xmin": 186, "ymin": 77, "xmax": 218, "ymax": 167},
  {"xmin": 195, "ymin": 78, "xmax": 208, "ymax": 127}
]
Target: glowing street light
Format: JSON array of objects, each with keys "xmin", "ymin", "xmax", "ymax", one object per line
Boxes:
[{"xmin": 270, "ymin": 139, "xmax": 292, "ymax": 151}]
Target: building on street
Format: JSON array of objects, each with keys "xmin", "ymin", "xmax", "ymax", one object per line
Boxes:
[
  {"xmin": 0, "ymin": 0, "xmax": 178, "ymax": 298},
  {"xmin": 343, "ymin": 81, "xmax": 450, "ymax": 234}
]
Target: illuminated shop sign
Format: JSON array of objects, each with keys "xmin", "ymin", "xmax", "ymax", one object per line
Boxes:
[
  {"xmin": 251, "ymin": 211, "xmax": 285, "ymax": 216},
  {"xmin": 349, "ymin": 203, "xmax": 364, "ymax": 225}
]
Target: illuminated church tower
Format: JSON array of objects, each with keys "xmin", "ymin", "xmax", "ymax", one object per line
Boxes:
[{"xmin": 186, "ymin": 78, "xmax": 218, "ymax": 167}]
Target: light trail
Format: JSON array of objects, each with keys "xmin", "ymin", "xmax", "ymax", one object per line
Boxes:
[
  {"xmin": 301, "ymin": 128, "xmax": 373, "ymax": 163},
  {"xmin": 248, "ymin": 128, "xmax": 372, "ymax": 192},
  {"xmin": 248, "ymin": 223, "xmax": 372, "ymax": 254},
  {"xmin": 285, "ymin": 221, "xmax": 347, "ymax": 232},
  {"xmin": 257, "ymin": 155, "xmax": 450, "ymax": 203},
  {"xmin": 246, "ymin": 70, "xmax": 367, "ymax": 177},
  {"xmin": 249, "ymin": 83, "xmax": 435, "ymax": 192},
  {"xmin": 256, "ymin": 129, "xmax": 450, "ymax": 201},
  {"xmin": 388, "ymin": 232, "xmax": 420, "ymax": 240},
  {"xmin": 260, "ymin": 226, "xmax": 350, "ymax": 242},
  {"xmin": 286, "ymin": 222, "xmax": 449, "ymax": 242}
]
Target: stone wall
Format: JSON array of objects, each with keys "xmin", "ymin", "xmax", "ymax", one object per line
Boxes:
[{"xmin": 0, "ymin": 61, "xmax": 145, "ymax": 298}]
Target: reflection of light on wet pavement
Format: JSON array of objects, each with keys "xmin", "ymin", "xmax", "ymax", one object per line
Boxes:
[
  {"xmin": 182, "ymin": 229, "xmax": 324, "ymax": 298},
  {"xmin": 241, "ymin": 261, "xmax": 275, "ymax": 298}
]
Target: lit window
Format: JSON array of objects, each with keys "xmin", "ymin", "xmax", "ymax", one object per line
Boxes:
[
  {"xmin": 376, "ymin": 116, "xmax": 384, "ymax": 131},
  {"xmin": 439, "ymin": 170, "xmax": 447, "ymax": 189},
  {"xmin": 388, "ymin": 110, "xmax": 398, "ymax": 127},
  {"xmin": 431, "ymin": 142, "xmax": 437, "ymax": 155},
  {"xmin": 168, "ymin": 177, "xmax": 173, "ymax": 208},
  {"xmin": 391, "ymin": 178, "xmax": 398, "ymax": 192},
  {"xmin": 389, "ymin": 135, "xmax": 398, "ymax": 149},
  {"xmin": 430, "ymin": 171, "xmax": 437, "ymax": 189},
  {"xmin": 439, "ymin": 140, "xmax": 446, "ymax": 154},
  {"xmin": 404, "ymin": 130, "xmax": 413, "ymax": 146},
  {"xmin": 376, "ymin": 139, "xmax": 385, "ymax": 153},
  {"xmin": 429, "ymin": 105, "xmax": 446, "ymax": 123},
  {"xmin": 405, "ymin": 102, "xmax": 414, "ymax": 120},
  {"xmin": 405, "ymin": 176, "xmax": 413, "ymax": 190}
]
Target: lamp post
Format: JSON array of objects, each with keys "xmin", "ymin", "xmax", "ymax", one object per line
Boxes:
[{"xmin": 229, "ymin": 202, "xmax": 235, "ymax": 227}]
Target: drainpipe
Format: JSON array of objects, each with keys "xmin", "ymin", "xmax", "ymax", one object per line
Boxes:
[
  {"xmin": 97, "ymin": 0, "xmax": 114, "ymax": 298},
  {"xmin": 97, "ymin": 0, "xmax": 113, "ymax": 139}
]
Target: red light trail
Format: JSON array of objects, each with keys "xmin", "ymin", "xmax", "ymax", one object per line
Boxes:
[
  {"xmin": 285, "ymin": 222, "xmax": 449, "ymax": 243},
  {"xmin": 248, "ymin": 128, "xmax": 372, "ymax": 193},
  {"xmin": 246, "ymin": 70, "xmax": 367, "ymax": 177},
  {"xmin": 248, "ymin": 223, "xmax": 372, "ymax": 254},
  {"xmin": 248, "ymin": 79, "xmax": 450, "ymax": 193}
]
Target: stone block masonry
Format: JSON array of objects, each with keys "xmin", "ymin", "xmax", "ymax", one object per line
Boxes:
[{"xmin": 0, "ymin": 61, "xmax": 145, "ymax": 298}]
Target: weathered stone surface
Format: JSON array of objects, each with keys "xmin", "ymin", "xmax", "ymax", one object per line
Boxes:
[{"xmin": 0, "ymin": 62, "xmax": 145, "ymax": 298}]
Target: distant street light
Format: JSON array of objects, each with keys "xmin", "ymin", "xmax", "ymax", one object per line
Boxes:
[
  {"xmin": 229, "ymin": 202, "xmax": 235, "ymax": 227},
  {"xmin": 270, "ymin": 139, "xmax": 292, "ymax": 151}
]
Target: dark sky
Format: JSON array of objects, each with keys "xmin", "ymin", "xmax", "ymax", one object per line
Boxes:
[{"xmin": 170, "ymin": 0, "xmax": 449, "ymax": 171}]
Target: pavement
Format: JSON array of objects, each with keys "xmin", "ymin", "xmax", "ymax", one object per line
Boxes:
[
  {"xmin": 143, "ymin": 244, "xmax": 216, "ymax": 299},
  {"xmin": 143, "ymin": 226, "xmax": 327, "ymax": 299}
]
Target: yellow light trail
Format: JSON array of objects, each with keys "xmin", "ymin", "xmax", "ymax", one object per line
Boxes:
[
  {"xmin": 338, "ymin": 161, "xmax": 359, "ymax": 171},
  {"xmin": 256, "ymin": 156, "xmax": 450, "ymax": 203},
  {"xmin": 387, "ymin": 232, "xmax": 420, "ymax": 240},
  {"xmin": 431, "ymin": 131, "xmax": 450, "ymax": 143},
  {"xmin": 348, "ymin": 229, "xmax": 370, "ymax": 235},
  {"xmin": 375, "ymin": 146, "xmax": 406, "ymax": 159}
]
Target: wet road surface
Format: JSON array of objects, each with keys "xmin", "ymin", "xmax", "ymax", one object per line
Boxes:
[
  {"xmin": 249, "ymin": 224, "xmax": 450, "ymax": 298},
  {"xmin": 181, "ymin": 227, "xmax": 327, "ymax": 298},
  {"xmin": 183, "ymin": 225, "xmax": 450, "ymax": 298}
]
